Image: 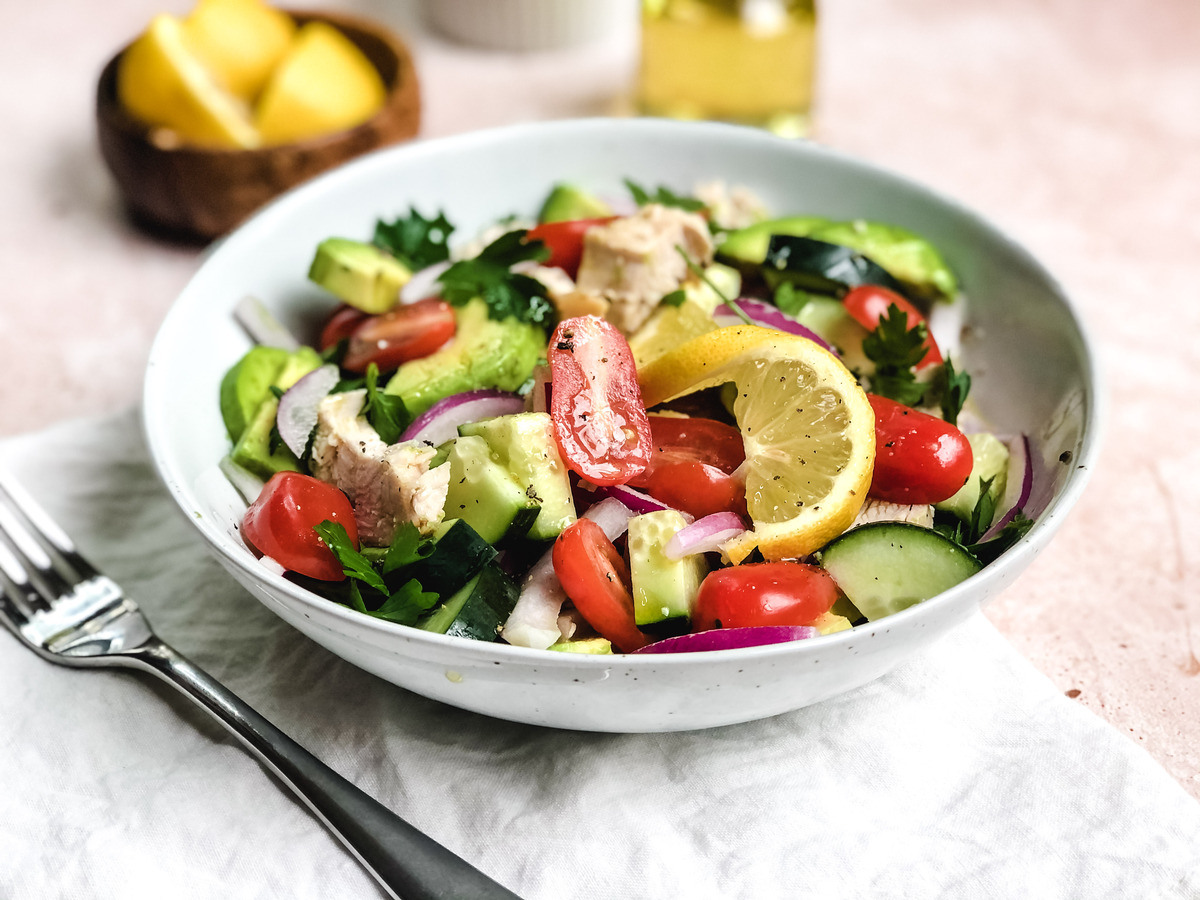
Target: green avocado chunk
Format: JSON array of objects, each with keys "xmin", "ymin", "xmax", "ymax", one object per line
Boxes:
[
  {"xmin": 308, "ymin": 237, "xmax": 411, "ymax": 314},
  {"xmin": 219, "ymin": 345, "xmax": 291, "ymax": 443},
  {"xmin": 227, "ymin": 345, "xmax": 323, "ymax": 479},
  {"xmin": 385, "ymin": 298, "xmax": 546, "ymax": 416},
  {"xmin": 537, "ymin": 183, "xmax": 613, "ymax": 224},
  {"xmin": 547, "ymin": 637, "xmax": 613, "ymax": 654},
  {"xmin": 716, "ymin": 215, "xmax": 827, "ymax": 266}
]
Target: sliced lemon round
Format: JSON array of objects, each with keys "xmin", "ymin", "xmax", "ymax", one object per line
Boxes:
[
  {"xmin": 184, "ymin": 0, "xmax": 297, "ymax": 101},
  {"xmin": 255, "ymin": 21, "xmax": 387, "ymax": 146},
  {"xmin": 638, "ymin": 325, "xmax": 876, "ymax": 562},
  {"xmin": 117, "ymin": 13, "xmax": 260, "ymax": 149}
]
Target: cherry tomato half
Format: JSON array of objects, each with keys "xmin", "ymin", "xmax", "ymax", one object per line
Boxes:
[
  {"xmin": 627, "ymin": 415, "xmax": 748, "ymax": 519},
  {"xmin": 318, "ymin": 304, "xmax": 370, "ymax": 352},
  {"xmin": 552, "ymin": 517, "xmax": 647, "ymax": 653},
  {"xmin": 868, "ymin": 394, "xmax": 973, "ymax": 504},
  {"xmin": 340, "ymin": 298, "xmax": 457, "ymax": 374},
  {"xmin": 842, "ymin": 285, "xmax": 943, "ymax": 369},
  {"xmin": 692, "ymin": 562, "xmax": 839, "ymax": 633},
  {"xmin": 548, "ymin": 315, "xmax": 653, "ymax": 486},
  {"xmin": 242, "ymin": 472, "xmax": 357, "ymax": 581},
  {"xmin": 525, "ymin": 217, "xmax": 615, "ymax": 278}
]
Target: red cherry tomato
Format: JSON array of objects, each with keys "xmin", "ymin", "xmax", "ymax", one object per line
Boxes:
[
  {"xmin": 868, "ymin": 394, "xmax": 973, "ymax": 504},
  {"xmin": 340, "ymin": 298, "xmax": 457, "ymax": 374},
  {"xmin": 525, "ymin": 217, "xmax": 615, "ymax": 278},
  {"xmin": 627, "ymin": 415, "xmax": 748, "ymax": 519},
  {"xmin": 692, "ymin": 562, "xmax": 839, "ymax": 632},
  {"xmin": 242, "ymin": 472, "xmax": 357, "ymax": 581},
  {"xmin": 552, "ymin": 517, "xmax": 647, "ymax": 653},
  {"xmin": 318, "ymin": 304, "xmax": 370, "ymax": 352},
  {"xmin": 548, "ymin": 315, "xmax": 652, "ymax": 486},
  {"xmin": 842, "ymin": 285, "xmax": 943, "ymax": 369}
]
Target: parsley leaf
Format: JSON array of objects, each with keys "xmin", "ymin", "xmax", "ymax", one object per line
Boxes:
[
  {"xmin": 381, "ymin": 522, "xmax": 432, "ymax": 574},
  {"xmin": 772, "ymin": 281, "xmax": 826, "ymax": 317},
  {"xmin": 934, "ymin": 355, "xmax": 972, "ymax": 427},
  {"xmin": 361, "ymin": 363, "xmax": 411, "ymax": 444},
  {"xmin": 373, "ymin": 209, "xmax": 454, "ymax": 271},
  {"xmin": 437, "ymin": 230, "xmax": 554, "ymax": 325},
  {"xmin": 861, "ymin": 305, "xmax": 929, "ymax": 407},
  {"xmin": 660, "ymin": 288, "xmax": 687, "ymax": 308},
  {"xmin": 314, "ymin": 520, "xmax": 440, "ymax": 625},
  {"xmin": 967, "ymin": 511, "xmax": 1035, "ymax": 565},
  {"xmin": 624, "ymin": 178, "xmax": 706, "ymax": 212}
]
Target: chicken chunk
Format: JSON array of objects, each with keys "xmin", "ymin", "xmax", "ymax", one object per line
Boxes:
[
  {"xmin": 575, "ymin": 203, "xmax": 714, "ymax": 335},
  {"xmin": 309, "ymin": 390, "xmax": 449, "ymax": 546},
  {"xmin": 850, "ymin": 498, "xmax": 935, "ymax": 529}
]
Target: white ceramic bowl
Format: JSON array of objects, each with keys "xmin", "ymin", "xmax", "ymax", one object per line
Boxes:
[{"xmin": 143, "ymin": 119, "xmax": 1101, "ymax": 733}]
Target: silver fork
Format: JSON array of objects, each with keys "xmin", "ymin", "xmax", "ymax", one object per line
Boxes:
[{"xmin": 0, "ymin": 472, "xmax": 522, "ymax": 900}]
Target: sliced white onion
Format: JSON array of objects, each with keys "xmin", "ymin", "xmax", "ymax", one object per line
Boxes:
[
  {"xmin": 234, "ymin": 295, "xmax": 300, "ymax": 350},
  {"xmin": 712, "ymin": 298, "xmax": 835, "ymax": 353},
  {"xmin": 665, "ymin": 511, "xmax": 746, "ymax": 560},
  {"xmin": 399, "ymin": 260, "xmax": 451, "ymax": 304},
  {"xmin": 500, "ymin": 497, "xmax": 636, "ymax": 650},
  {"xmin": 276, "ymin": 364, "xmax": 340, "ymax": 458},
  {"xmin": 981, "ymin": 433, "xmax": 1032, "ymax": 540},
  {"xmin": 218, "ymin": 455, "xmax": 265, "ymax": 504},
  {"xmin": 399, "ymin": 389, "xmax": 525, "ymax": 446}
]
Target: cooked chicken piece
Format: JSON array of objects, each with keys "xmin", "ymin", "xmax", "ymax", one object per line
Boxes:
[
  {"xmin": 575, "ymin": 203, "xmax": 714, "ymax": 335},
  {"xmin": 309, "ymin": 390, "xmax": 449, "ymax": 546},
  {"xmin": 851, "ymin": 498, "xmax": 935, "ymax": 529},
  {"xmin": 694, "ymin": 180, "xmax": 768, "ymax": 231}
]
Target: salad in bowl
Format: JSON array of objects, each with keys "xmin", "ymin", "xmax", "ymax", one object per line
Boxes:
[{"xmin": 144, "ymin": 119, "xmax": 1098, "ymax": 730}]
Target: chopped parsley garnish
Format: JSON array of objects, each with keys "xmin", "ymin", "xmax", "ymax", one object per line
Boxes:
[
  {"xmin": 625, "ymin": 179, "xmax": 706, "ymax": 213},
  {"xmin": 660, "ymin": 288, "xmax": 687, "ymax": 308},
  {"xmin": 861, "ymin": 304, "xmax": 930, "ymax": 407},
  {"xmin": 373, "ymin": 209, "xmax": 454, "ymax": 271},
  {"xmin": 437, "ymin": 230, "xmax": 554, "ymax": 325},
  {"xmin": 772, "ymin": 281, "xmax": 825, "ymax": 317},
  {"xmin": 934, "ymin": 356, "xmax": 971, "ymax": 427},
  {"xmin": 361, "ymin": 363, "xmax": 411, "ymax": 444},
  {"xmin": 314, "ymin": 521, "xmax": 439, "ymax": 626}
]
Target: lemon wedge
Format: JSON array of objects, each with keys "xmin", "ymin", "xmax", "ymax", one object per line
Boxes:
[
  {"xmin": 255, "ymin": 21, "xmax": 387, "ymax": 145},
  {"xmin": 638, "ymin": 325, "xmax": 876, "ymax": 562},
  {"xmin": 184, "ymin": 0, "xmax": 296, "ymax": 101},
  {"xmin": 117, "ymin": 13, "xmax": 260, "ymax": 149}
]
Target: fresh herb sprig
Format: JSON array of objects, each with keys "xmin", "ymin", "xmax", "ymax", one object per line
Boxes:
[
  {"xmin": 625, "ymin": 179, "xmax": 706, "ymax": 213},
  {"xmin": 437, "ymin": 230, "xmax": 554, "ymax": 325},
  {"xmin": 314, "ymin": 521, "xmax": 439, "ymax": 626},
  {"xmin": 861, "ymin": 305, "xmax": 930, "ymax": 407},
  {"xmin": 373, "ymin": 209, "xmax": 454, "ymax": 271}
]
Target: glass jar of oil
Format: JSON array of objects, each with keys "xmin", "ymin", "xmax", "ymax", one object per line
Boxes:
[{"xmin": 637, "ymin": 0, "xmax": 817, "ymax": 137}]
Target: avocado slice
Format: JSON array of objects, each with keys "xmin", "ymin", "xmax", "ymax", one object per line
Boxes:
[
  {"xmin": 219, "ymin": 345, "xmax": 291, "ymax": 443},
  {"xmin": 227, "ymin": 345, "xmax": 323, "ymax": 480},
  {"xmin": 716, "ymin": 216, "xmax": 828, "ymax": 267},
  {"xmin": 385, "ymin": 298, "xmax": 546, "ymax": 416},
  {"xmin": 537, "ymin": 183, "xmax": 613, "ymax": 224},
  {"xmin": 308, "ymin": 237, "xmax": 411, "ymax": 314},
  {"xmin": 547, "ymin": 637, "xmax": 613, "ymax": 654}
]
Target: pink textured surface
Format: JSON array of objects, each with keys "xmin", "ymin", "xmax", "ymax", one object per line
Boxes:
[{"xmin": 1, "ymin": 0, "xmax": 1196, "ymax": 797}]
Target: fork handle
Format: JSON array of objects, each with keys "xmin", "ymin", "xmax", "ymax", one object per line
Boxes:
[{"xmin": 128, "ymin": 640, "xmax": 522, "ymax": 900}]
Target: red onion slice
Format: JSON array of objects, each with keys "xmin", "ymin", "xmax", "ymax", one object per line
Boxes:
[
  {"xmin": 233, "ymin": 295, "xmax": 300, "ymax": 350},
  {"xmin": 399, "ymin": 389, "xmax": 525, "ymax": 446},
  {"xmin": 712, "ymin": 298, "xmax": 835, "ymax": 353},
  {"xmin": 633, "ymin": 625, "xmax": 819, "ymax": 654},
  {"xmin": 399, "ymin": 260, "xmax": 451, "ymax": 304},
  {"xmin": 595, "ymin": 483, "xmax": 678, "ymax": 517},
  {"xmin": 664, "ymin": 511, "xmax": 746, "ymax": 560},
  {"xmin": 276, "ymin": 364, "xmax": 340, "ymax": 457},
  {"xmin": 980, "ymin": 433, "xmax": 1033, "ymax": 541}
]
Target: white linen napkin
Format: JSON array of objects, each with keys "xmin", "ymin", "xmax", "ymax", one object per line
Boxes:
[{"xmin": 2, "ymin": 409, "xmax": 1198, "ymax": 900}]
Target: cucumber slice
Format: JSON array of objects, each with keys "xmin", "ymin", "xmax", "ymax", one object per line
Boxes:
[
  {"xmin": 405, "ymin": 518, "xmax": 497, "ymax": 598},
  {"xmin": 418, "ymin": 563, "xmax": 518, "ymax": 641},
  {"xmin": 816, "ymin": 523, "xmax": 981, "ymax": 621}
]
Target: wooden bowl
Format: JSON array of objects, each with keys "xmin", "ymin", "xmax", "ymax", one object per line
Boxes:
[{"xmin": 96, "ymin": 10, "xmax": 420, "ymax": 242}]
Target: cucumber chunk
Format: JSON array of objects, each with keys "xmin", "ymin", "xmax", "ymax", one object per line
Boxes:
[
  {"xmin": 418, "ymin": 563, "xmax": 519, "ymax": 641},
  {"xmin": 440, "ymin": 435, "xmax": 541, "ymax": 544},
  {"xmin": 816, "ymin": 523, "xmax": 981, "ymax": 621},
  {"xmin": 627, "ymin": 510, "xmax": 705, "ymax": 626},
  {"xmin": 405, "ymin": 518, "xmax": 497, "ymax": 598}
]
